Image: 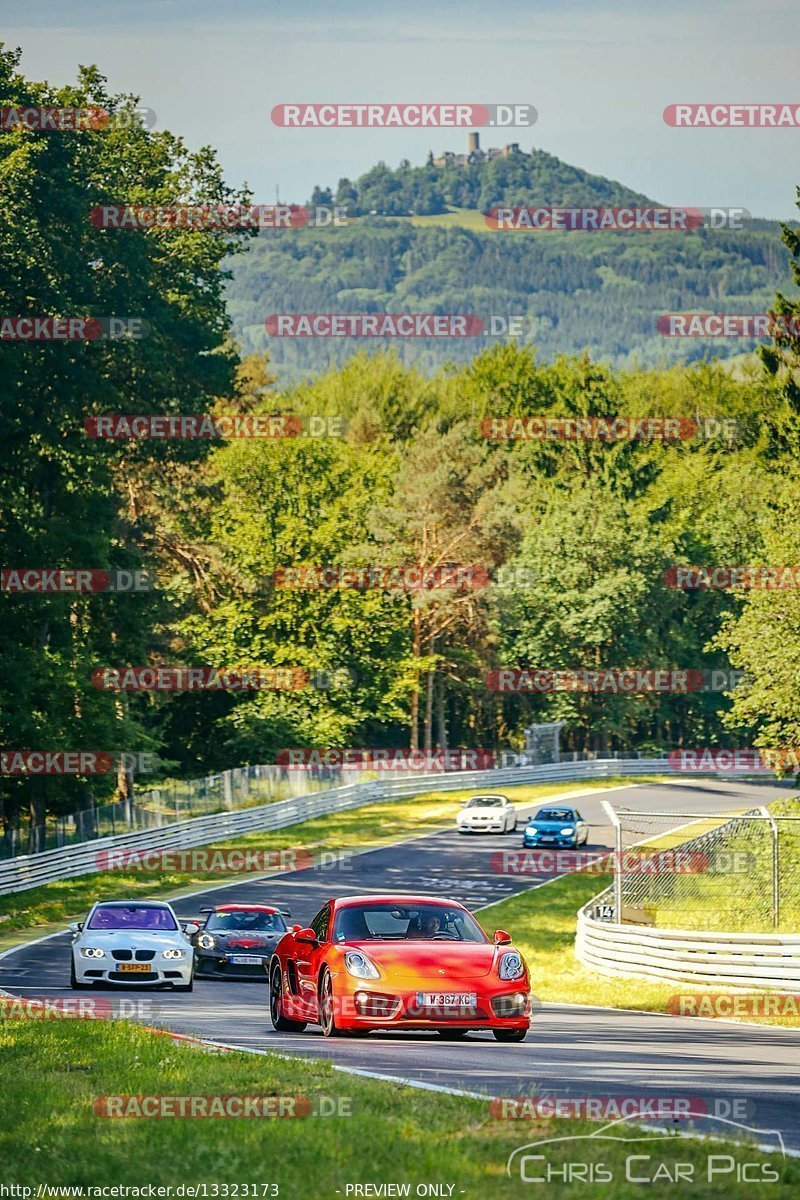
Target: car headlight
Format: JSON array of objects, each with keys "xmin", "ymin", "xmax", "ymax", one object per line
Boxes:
[
  {"xmin": 196, "ymin": 933, "xmax": 215, "ymax": 950},
  {"xmin": 163, "ymin": 948, "xmax": 186, "ymax": 959},
  {"xmin": 560, "ymin": 827, "xmax": 576, "ymax": 836},
  {"xmin": 499, "ymin": 951, "xmax": 525, "ymax": 981},
  {"xmin": 80, "ymin": 947, "xmax": 105, "ymax": 958},
  {"xmin": 344, "ymin": 950, "xmax": 380, "ymax": 979}
]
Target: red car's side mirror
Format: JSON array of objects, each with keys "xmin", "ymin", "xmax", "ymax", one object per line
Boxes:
[
  {"xmin": 493, "ymin": 929, "xmax": 512, "ymax": 945},
  {"xmin": 291, "ymin": 924, "xmax": 302, "ymax": 933},
  {"xmin": 294, "ymin": 927, "xmax": 318, "ymax": 944}
]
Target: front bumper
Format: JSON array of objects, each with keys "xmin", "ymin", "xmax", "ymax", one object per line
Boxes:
[
  {"xmin": 328, "ymin": 973, "xmax": 531, "ymax": 1030},
  {"xmin": 74, "ymin": 955, "xmax": 193, "ymax": 987},
  {"xmin": 522, "ymin": 832, "xmax": 577, "ymax": 847},
  {"xmin": 458, "ymin": 821, "xmax": 507, "ymax": 833},
  {"xmin": 194, "ymin": 951, "xmax": 270, "ymax": 980}
]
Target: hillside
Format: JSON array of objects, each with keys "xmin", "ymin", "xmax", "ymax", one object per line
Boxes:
[{"xmin": 226, "ymin": 145, "xmax": 795, "ymax": 380}]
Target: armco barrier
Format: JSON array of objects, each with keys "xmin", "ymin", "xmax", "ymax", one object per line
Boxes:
[
  {"xmin": 0, "ymin": 757, "xmax": 675, "ymax": 896},
  {"xmin": 575, "ymin": 893, "xmax": 800, "ymax": 990}
]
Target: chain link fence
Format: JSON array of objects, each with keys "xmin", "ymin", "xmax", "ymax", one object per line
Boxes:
[
  {"xmin": 0, "ymin": 763, "xmax": 362, "ymax": 859},
  {"xmin": 601, "ymin": 798, "xmax": 800, "ymax": 933}
]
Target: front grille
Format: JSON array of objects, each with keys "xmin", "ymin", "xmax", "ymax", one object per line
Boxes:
[
  {"xmin": 135, "ymin": 950, "xmax": 155, "ymax": 961},
  {"xmin": 111, "ymin": 949, "xmax": 132, "ymax": 961}
]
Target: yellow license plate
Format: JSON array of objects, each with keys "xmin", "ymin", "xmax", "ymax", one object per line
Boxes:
[{"xmin": 117, "ymin": 963, "xmax": 151, "ymax": 973}]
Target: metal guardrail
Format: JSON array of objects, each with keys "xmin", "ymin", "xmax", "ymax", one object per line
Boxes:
[
  {"xmin": 0, "ymin": 756, "xmax": 675, "ymax": 896},
  {"xmin": 575, "ymin": 895, "xmax": 800, "ymax": 990}
]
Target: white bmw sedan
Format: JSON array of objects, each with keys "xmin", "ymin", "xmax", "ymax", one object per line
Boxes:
[
  {"xmin": 456, "ymin": 794, "xmax": 518, "ymax": 834},
  {"xmin": 70, "ymin": 900, "xmax": 198, "ymax": 991}
]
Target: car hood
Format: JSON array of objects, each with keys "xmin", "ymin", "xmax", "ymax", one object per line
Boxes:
[
  {"xmin": 207, "ymin": 932, "xmax": 279, "ymax": 949},
  {"xmin": 78, "ymin": 930, "xmax": 187, "ymax": 949},
  {"xmin": 343, "ymin": 941, "xmax": 499, "ymax": 980}
]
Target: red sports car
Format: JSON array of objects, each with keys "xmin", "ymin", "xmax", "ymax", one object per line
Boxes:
[{"xmin": 268, "ymin": 895, "xmax": 531, "ymax": 1040}]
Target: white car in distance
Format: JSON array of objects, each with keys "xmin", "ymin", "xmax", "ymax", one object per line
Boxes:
[
  {"xmin": 70, "ymin": 900, "xmax": 198, "ymax": 991},
  {"xmin": 456, "ymin": 794, "xmax": 518, "ymax": 834}
]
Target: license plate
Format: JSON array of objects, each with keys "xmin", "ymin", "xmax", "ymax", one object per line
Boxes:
[
  {"xmin": 116, "ymin": 963, "xmax": 150, "ymax": 973},
  {"xmin": 229, "ymin": 955, "xmax": 261, "ymax": 965},
  {"xmin": 418, "ymin": 992, "xmax": 477, "ymax": 1007}
]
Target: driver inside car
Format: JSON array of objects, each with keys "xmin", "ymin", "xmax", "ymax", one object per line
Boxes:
[{"xmin": 419, "ymin": 912, "xmax": 443, "ymax": 937}]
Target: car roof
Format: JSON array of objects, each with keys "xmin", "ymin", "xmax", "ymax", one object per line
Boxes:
[
  {"xmin": 469, "ymin": 793, "xmax": 507, "ymax": 800},
  {"xmin": 332, "ymin": 895, "xmax": 468, "ymax": 910},
  {"xmin": 92, "ymin": 900, "xmax": 173, "ymax": 908},
  {"xmin": 214, "ymin": 904, "xmax": 279, "ymax": 913}
]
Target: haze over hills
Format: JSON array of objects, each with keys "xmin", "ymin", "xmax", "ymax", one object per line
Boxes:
[{"xmin": 226, "ymin": 138, "xmax": 795, "ymax": 381}]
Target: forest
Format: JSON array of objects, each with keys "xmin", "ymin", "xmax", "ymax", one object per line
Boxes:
[{"xmin": 3, "ymin": 47, "xmax": 800, "ymax": 845}]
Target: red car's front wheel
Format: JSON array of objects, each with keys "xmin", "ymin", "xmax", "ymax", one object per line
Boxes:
[
  {"xmin": 270, "ymin": 964, "xmax": 307, "ymax": 1033},
  {"xmin": 318, "ymin": 968, "xmax": 346, "ymax": 1037}
]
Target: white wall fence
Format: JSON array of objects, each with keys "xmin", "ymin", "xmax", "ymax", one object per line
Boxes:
[
  {"xmin": 575, "ymin": 892, "xmax": 800, "ymax": 991},
  {"xmin": 0, "ymin": 756, "xmax": 684, "ymax": 897}
]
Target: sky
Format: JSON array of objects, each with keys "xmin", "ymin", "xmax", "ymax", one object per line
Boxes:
[{"xmin": 4, "ymin": 0, "xmax": 800, "ymax": 219}]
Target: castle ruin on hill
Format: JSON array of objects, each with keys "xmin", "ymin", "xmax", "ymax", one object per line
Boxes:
[{"xmin": 430, "ymin": 132, "xmax": 527, "ymax": 168}]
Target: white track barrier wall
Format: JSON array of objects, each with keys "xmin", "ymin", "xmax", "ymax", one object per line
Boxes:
[
  {"xmin": 0, "ymin": 756, "xmax": 681, "ymax": 896},
  {"xmin": 575, "ymin": 897, "xmax": 800, "ymax": 991}
]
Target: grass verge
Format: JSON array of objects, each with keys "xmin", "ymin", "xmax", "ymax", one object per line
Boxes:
[{"xmin": 0, "ymin": 1018, "xmax": 795, "ymax": 1197}]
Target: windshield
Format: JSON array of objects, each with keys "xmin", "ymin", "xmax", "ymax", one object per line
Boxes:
[
  {"xmin": 533, "ymin": 808, "xmax": 575, "ymax": 822},
  {"xmin": 466, "ymin": 796, "xmax": 504, "ymax": 808},
  {"xmin": 88, "ymin": 905, "xmax": 178, "ymax": 931},
  {"xmin": 332, "ymin": 903, "xmax": 488, "ymax": 943},
  {"xmin": 206, "ymin": 911, "xmax": 287, "ymax": 933}
]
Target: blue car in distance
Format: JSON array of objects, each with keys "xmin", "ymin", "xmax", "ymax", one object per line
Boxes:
[{"xmin": 522, "ymin": 806, "xmax": 589, "ymax": 848}]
